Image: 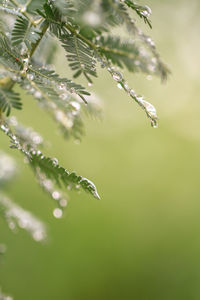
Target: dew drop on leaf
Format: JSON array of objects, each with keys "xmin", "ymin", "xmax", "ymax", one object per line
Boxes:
[
  {"xmin": 112, "ymin": 72, "xmax": 122, "ymax": 82},
  {"xmin": 53, "ymin": 208, "xmax": 63, "ymax": 219}
]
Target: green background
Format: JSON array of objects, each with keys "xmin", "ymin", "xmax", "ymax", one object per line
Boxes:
[{"xmin": 1, "ymin": 0, "xmax": 200, "ymax": 299}]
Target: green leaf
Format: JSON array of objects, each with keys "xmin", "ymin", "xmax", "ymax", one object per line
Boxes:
[
  {"xmin": 30, "ymin": 153, "xmax": 100, "ymax": 199},
  {"xmin": 61, "ymin": 35, "xmax": 97, "ymax": 82},
  {"xmin": 0, "ymin": 88, "xmax": 22, "ymax": 116},
  {"xmin": 0, "ymin": 193, "xmax": 46, "ymax": 241},
  {"xmin": 12, "ymin": 16, "xmax": 41, "ymax": 49},
  {"xmin": 0, "ymin": 35, "xmax": 22, "ymax": 71},
  {"xmin": 0, "ymin": 122, "xmax": 100, "ymax": 200},
  {"xmin": 123, "ymin": 0, "xmax": 152, "ymax": 28}
]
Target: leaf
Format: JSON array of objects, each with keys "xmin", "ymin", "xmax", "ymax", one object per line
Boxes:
[
  {"xmin": 101, "ymin": 0, "xmax": 134, "ymax": 31},
  {"xmin": 98, "ymin": 35, "xmax": 144, "ymax": 72},
  {"xmin": 51, "ymin": 0, "xmax": 76, "ymax": 20},
  {"xmin": 0, "ymin": 122, "xmax": 100, "ymax": 200},
  {"xmin": 0, "ymin": 194, "xmax": 46, "ymax": 241},
  {"xmin": 123, "ymin": 0, "xmax": 152, "ymax": 28},
  {"xmin": 30, "ymin": 152, "xmax": 100, "ymax": 199},
  {"xmin": 12, "ymin": 16, "xmax": 41, "ymax": 49},
  {"xmin": 28, "ymin": 66, "xmax": 90, "ymax": 97},
  {"xmin": 61, "ymin": 35, "xmax": 97, "ymax": 83},
  {"xmin": 0, "ymin": 35, "xmax": 22, "ymax": 71},
  {"xmin": 0, "ymin": 88, "xmax": 22, "ymax": 116}
]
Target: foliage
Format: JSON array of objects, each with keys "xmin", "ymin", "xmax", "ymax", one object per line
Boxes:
[
  {"xmin": 0, "ymin": 0, "xmax": 169, "ymax": 289},
  {"xmin": 0, "ymin": 0, "xmax": 169, "ymax": 297}
]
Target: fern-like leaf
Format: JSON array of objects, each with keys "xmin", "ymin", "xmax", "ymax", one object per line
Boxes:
[
  {"xmin": 122, "ymin": 0, "xmax": 152, "ymax": 28},
  {"xmin": 12, "ymin": 16, "xmax": 41, "ymax": 49},
  {"xmin": 98, "ymin": 36, "xmax": 146, "ymax": 73},
  {"xmin": 0, "ymin": 35, "xmax": 22, "ymax": 71},
  {"xmin": 30, "ymin": 153, "xmax": 100, "ymax": 199},
  {"xmin": 61, "ymin": 35, "xmax": 97, "ymax": 83},
  {"xmin": 0, "ymin": 88, "xmax": 22, "ymax": 116},
  {"xmin": 0, "ymin": 122, "xmax": 100, "ymax": 200},
  {"xmin": 28, "ymin": 66, "xmax": 90, "ymax": 97}
]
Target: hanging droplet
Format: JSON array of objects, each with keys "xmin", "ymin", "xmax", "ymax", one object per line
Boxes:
[
  {"xmin": 144, "ymin": 5, "xmax": 152, "ymax": 15},
  {"xmin": 138, "ymin": 98, "xmax": 157, "ymax": 118},
  {"xmin": 141, "ymin": 6, "xmax": 152, "ymax": 18},
  {"xmin": 53, "ymin": 208, "xmax": 63, "ymax": 219},
  {"xmin": 59, "ymin": 199, "xmax": 67, "ymax": 207},
  {"xmin": 52, "ymin": 191, "xmax": 60, "ymax": 200},
  {"xmin": 152, "ymin": 122, "xmax": 158, "ymax": 129}
]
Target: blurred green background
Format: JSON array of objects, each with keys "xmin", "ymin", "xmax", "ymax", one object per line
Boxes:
[{"xmin": 1, "ymin": 0, "xmax": 200, "ymax": 299}]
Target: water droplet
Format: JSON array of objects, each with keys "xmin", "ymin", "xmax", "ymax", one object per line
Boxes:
[
  {"xmin": 69, "ymin": 87, "xmax": 75, "ymax": 94},
  {"xmin": 60, "ymin": 93, "xmax": 69, "ymax": 100},
  {"xmin": 1, "ymin": 124, "xmax": 9, "ymax": 133},
  {"xmin": 33, "ymin": 230, "xmax": 44, "ymax": 242},
  {"xmin": 138, "ymin": 98, "xmax": 157, "ymax": 118},
  {"xmin": 27, "ymin": 74, "xmax": 34, "ymax": 80},
  {"xmin": 31, "ymin": 133, "xmax": 43, "ymax": 144},
  {"xmin": 146, "ymin": 37, "xmax": 155, "ymax": 47},
  {"xmin": 88, "ymin": 82, "xmax": 93, "ymax": 87},
  {"xmin": 34, "ymin": 91, "xmax": 42, "ymax": 99},
  {"xmin": 124, "ymin": 83, "xmax": 129, "ymax": 92},
  {"xmin": 53, "ymin": 208, "xmax": 63, "ymax": 219},
  {"xmin": 152, "ymin": 122, "xmax": 158, "ymax": 128},
  {"xmin": 112, "ymin": 72, "xmax": 122, "ymax": 82},
  {"xmin": 52, "ymin": 158, "xmax": 58, "ymax": 166},
  {"xmin": 20, "ymin": 5, "xmax": 26, "ymax": 13},
  {"xmin": 52, "ymin": 191, "xmax": 60, "ymax": 200},
  {"xmin": 83, "ymin": 11, "xmax": 101, "ymax": 27},
  {"xmin": 129, "ymin": 89, "xmax": 136, "ymax": 97},
  {"xmin": 144, "ymin": 5, "xmax": 152, "ymax": 15},
  {"xmin": 23, "ymin": 58, "xmax": 29, "ymax": 64},
  {"xmin": 58, "ymin": 83, "xmax": 66, "ymax": 91},
  {"xmin": 117, "ymin": 83, "xmax": 123, "ymax": 89},
  {"xmin": 59, "ymin": 199, "xmax": 67, "ymax": 207},
  {"xmin": 70, "ymin": 101, "xmax": 80, "ymax": 111},
  {"xmin": 148, "ymin": 64, "xmax": 156, "ymax": 72}
]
